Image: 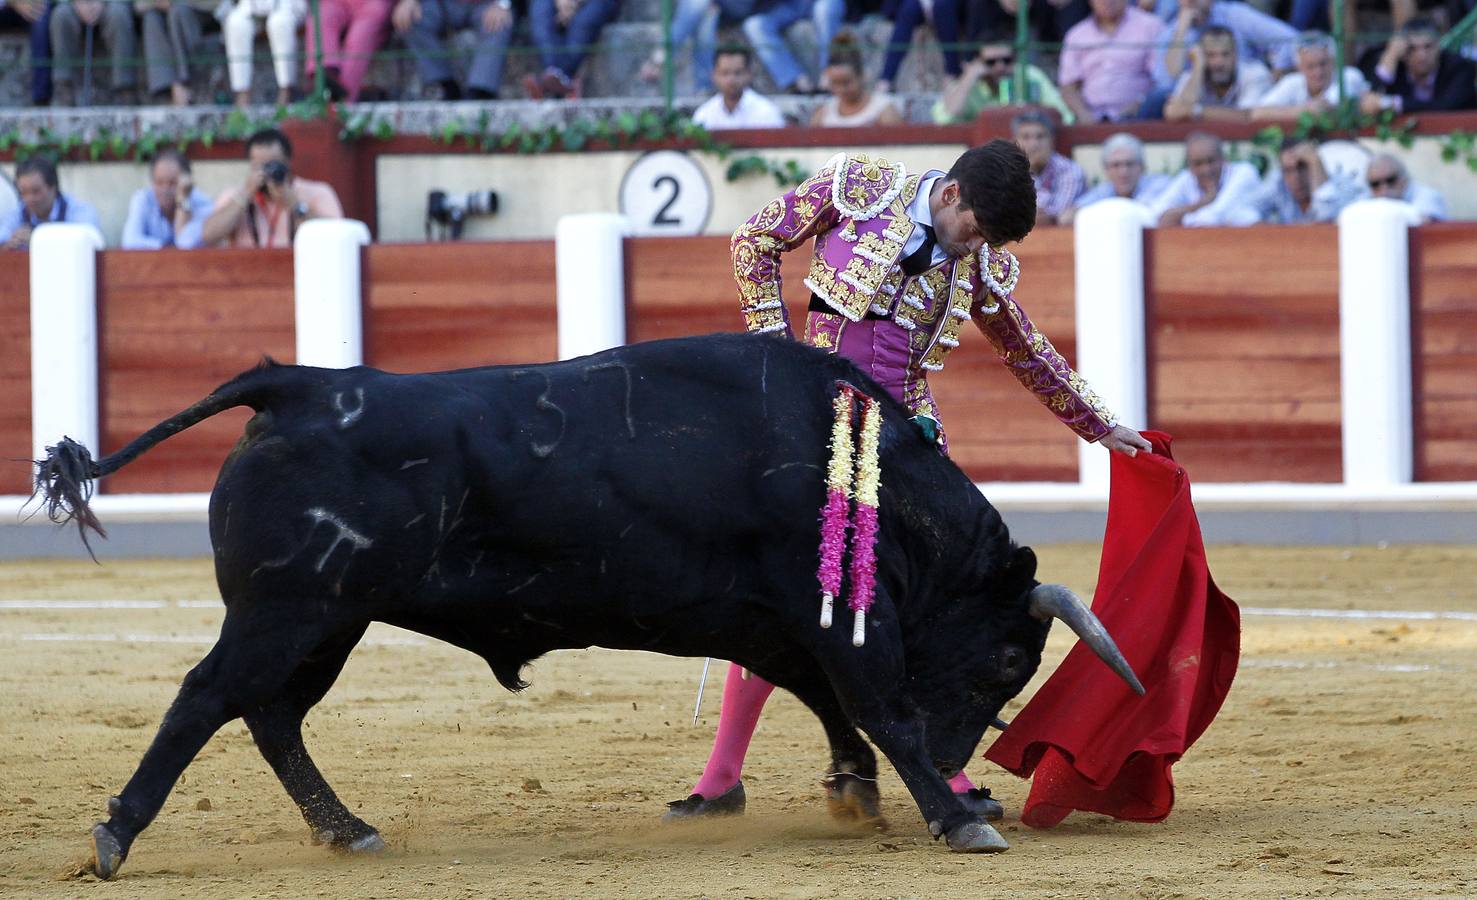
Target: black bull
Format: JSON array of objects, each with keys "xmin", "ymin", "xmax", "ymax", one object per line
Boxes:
[{"xmin": 35, "ymin": 333, "xmax": 1142, "ymax": 879}]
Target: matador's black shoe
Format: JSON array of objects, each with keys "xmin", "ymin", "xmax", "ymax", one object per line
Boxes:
[
  {"xmin": 956, "ymin": 786, "xmax": 1004, "ymax": 821},
  {"xmin": 662, "ymin": 781, "xmax": 746, "ymax": 821}
]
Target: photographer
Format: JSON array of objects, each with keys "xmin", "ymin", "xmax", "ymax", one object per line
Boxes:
[{"xmin": 202, "ymin": 128, "xmax": 344, "ymax": 249}]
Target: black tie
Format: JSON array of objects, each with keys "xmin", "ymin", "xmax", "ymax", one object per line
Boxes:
[{"xmin": 900, "ymin": 224, "xmax": 937, "ymax": 277}]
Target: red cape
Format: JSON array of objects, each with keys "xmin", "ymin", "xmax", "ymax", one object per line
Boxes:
[{"xmin": 984, "ymin": 432, "xmax": 1240, "ymax": 827}]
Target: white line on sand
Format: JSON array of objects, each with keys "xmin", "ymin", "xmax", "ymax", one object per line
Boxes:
[{"xmin": 1241, "ymin": 607, "xmax": 1477, "ymax": 622}]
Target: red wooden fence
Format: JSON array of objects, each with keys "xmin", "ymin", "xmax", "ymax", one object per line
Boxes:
[
  {"xmin": 1146, "ymin": 226, "xmax": 1344, "ymax": 483},
  {"xmin": 0, "ymin": 253, "xmax": 30, "ymax": 495},
  {"xmin": 1410, "ymin": 222, "xmax": 1477, "ymax": 482},
  {"xmin": 2, "ymin": 225, "xmax": 1475, "ymax": 495}
]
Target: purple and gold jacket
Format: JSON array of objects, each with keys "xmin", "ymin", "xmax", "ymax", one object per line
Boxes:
[{"xmin": 732, "ymin": 152, "xmax": 1117, "ymax": 443}]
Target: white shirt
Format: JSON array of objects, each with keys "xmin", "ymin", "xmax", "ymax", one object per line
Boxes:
[
  {"xmin": 1172, "ymin": 58, "xmax": 1274, "ymax": 109},
  {"xmin": 1257, "ymin": 67, "xmax": 1370, "ymax": 107},
  {"xmin": 1147, "ymin": 160, "xmax": 1263, "ymax": 226},
  {"xmin": 1074, "ymin": 171, "xmax": 1171, "ymax": 209},
  {"xmin": 691, "ymin": 89, "xmax": 785, "ymax": 130},
  {"xmin": 902, "ymin": 173, "xmax": 948, "ymax": 267},
  {"xmin": 1391, "ymin": 181, "xmax": 1448, "ymax": 222}
]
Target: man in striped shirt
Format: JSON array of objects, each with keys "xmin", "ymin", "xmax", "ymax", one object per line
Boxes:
[{"xmin": 1011, "ymin": 109, "xmax": 1085, "ymax": 226}]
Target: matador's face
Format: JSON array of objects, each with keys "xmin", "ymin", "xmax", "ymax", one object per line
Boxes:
[{"xmin": 931, "ymin": 180, "xmax": 991, "ymax": 260}]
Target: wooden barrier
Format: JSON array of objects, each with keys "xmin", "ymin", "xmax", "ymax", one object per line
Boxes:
[
  {"xmin": 624, "ymin": 229, "xmax": 1082, "ymax": 484},
  {"xmin": 0, "ymin": 253, "xmax": 30, "ymax": 495},
  {"xmin": 1410, "ymin": 222, "xmax": 1477, "ymax": 482},
  {"xmin": 3, "ymin": 226, "xmax": 1468, "ymax": 497},
  {"xmin": 365, "ymin": 241, "xmax": 558, "ymax": 372},
  {"xmin": 96, "ymin": 249, "xmax": 296, "ymax": 494},
  {"xmin": 933, "ymin": 227, "xmax": 1080, "ymax": 483},
  {"xmin": 1146, "ymin": 226, "xmax": 1343, "ymax": 483}
]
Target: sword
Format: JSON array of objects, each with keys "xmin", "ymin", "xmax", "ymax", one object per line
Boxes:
[{"xmin": 691, "ymin": 657, "xmax": 712, "ymax": 725}]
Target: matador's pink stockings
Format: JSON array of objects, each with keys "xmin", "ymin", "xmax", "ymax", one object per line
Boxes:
[
  {"xmin": 691, "ymin": 663, "xmax": 774, "ymax": 798},
  {"xmin": 689, "ymin": 662, "xmax": 980, "ymax": 799}
]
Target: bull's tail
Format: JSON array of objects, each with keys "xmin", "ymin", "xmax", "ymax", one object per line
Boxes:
[{"xmin": 31, "ymin": 360, "xmax": 293, "ymax": 556}]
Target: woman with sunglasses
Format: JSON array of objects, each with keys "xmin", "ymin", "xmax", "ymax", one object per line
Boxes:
[{"xmin": 932, "ymin": 34, "xmax": 1075, "ymax": 124}]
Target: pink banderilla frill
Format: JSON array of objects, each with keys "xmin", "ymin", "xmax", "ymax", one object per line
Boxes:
[
  {"xmin": 816, "ymin": 388, "xmax": 855, "ymax": 629},
  {"xmin": 846, "ymin": 396, "xmax": 883, "ymax": 647}
]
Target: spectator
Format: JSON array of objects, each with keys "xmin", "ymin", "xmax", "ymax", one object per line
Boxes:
[
  {"xmin": 223, "ymin": 0, "xmax": 304, "ymax": 106},
  {"xmin": 201, "ymin": 129, "xmax": 343, "ymax": 249},
  {"xmin": 878, "ymin": 0, "xmax": 964, "ymax": 95},
  {"xmin": 691, "ymin": 45, "xmax": 786, "ymax": 129},
  {"xmin": 1011, "ymin": 109, "xmax": 1083, "ymax": 225},
  {"xmin": 637, "ymin": 0, "xmax": 750, "ymax": 95},
  {"xmin": 744, "ymin": 0, "xmax": 844, "ymax": 95},
  {"xmin": 0, "ymin": 157, "xmax": 101, "ymax": 251},
  {"xmin": 1061, "ymin": 132, "xmax": 1169, "ymax": 223},
  {"xmin": 397, "ymin": 0, "xmax": 517, "ymax": 100},
  {"xmin": 523, "ymin": 0, "xmax": 621, "ymax": 99},
  {"xmin": 1363, "ymin": 152, "xmax": 1447, "ymax": 223},
  {"xmin": 138, "ymin": 0, "xmax": 224, "ymax": 105},
  {"xmin": 810, "ymin": 32, "xmax": 902, "ymax": 125},
  {"xmin": 121, "ymin": 149, "xmax": 214, "ymax": 250},
  {"xmin": 50, "ymin": 0, "xmax": 139, "ymax": 105},
  {"xmin": 305, "ymin": 0, "xmax": 395, "ymax": 101},
  {"xmin": 1153, "ymin": 0, "xmax": 1296, "ymax": 93},
  {"xmin": 0, "ymin": 0, "xmax": 53, "ymax": 106},
  {"xmin": 1359, "ymin": 18, "xmax": 1477, "ymax": 115},
  {"xmin": 1163, "ymin": 25, "xmax": 1271, "ymax": 120},
  {"xmin": 932, "ymin": 32, "xmax": 1076, "ymax": 124},
  {"xmin": 1059, "ymin": 0, "xmax": 1164, "ymax": 122},
  {"xmin": 1252, "ymin": 32, "xmax": 1369, "ymax": 120},
  {"xmin": 1255, "ymin": 139, "xmax": 1363, "ymax": 224},
  {"xmin": 1148, "ymin": 130, "xmax": 1261, "ymax": 226}
]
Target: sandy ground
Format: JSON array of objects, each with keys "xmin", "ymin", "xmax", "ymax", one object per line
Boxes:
[{"xmin": 1, "ymin": 544, "xmax": 1474, "ymax": 899}]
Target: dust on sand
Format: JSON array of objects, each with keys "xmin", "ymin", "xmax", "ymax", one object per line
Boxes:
[{"xmin": 0, "ymin": 545, "xmax": 1474, "ymax": 898}]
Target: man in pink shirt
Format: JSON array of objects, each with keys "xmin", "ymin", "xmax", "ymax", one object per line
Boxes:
[
  {"xmin": 1059, "ymin": 0, "xmax": 1164, "ymax": 122},
  {"xmin": 202, "ymin": 128, "xmax": 344, "ymax": 249}
]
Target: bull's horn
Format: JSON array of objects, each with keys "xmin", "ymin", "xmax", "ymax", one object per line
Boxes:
[{"xmin": 1028, "ymin": 585, "xmax": 1146, "ymax": 696}]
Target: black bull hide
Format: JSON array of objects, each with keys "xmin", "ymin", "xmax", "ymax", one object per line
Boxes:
[{"xmin": 35, "ymin": 332, "xmax": 1132, "ymax": 878}]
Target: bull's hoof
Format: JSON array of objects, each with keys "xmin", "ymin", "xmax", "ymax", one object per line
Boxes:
[
  {"xmin": 662, "ymin": 781, "xmax": 745, "ymax": 822},
  {"xmin": 822, "ymin": 772, "xmax": 886, "ymax": 828},
  {"xmin": 944, "ymin": 820, "xmax": 1009, "ymax": 853},
  {"xmin": 89, "ymin": 822, "xmax": 126, "ymax": 880},
  {"xmin": 955, "ymin": 787, "xmax": 1004, "ymax": 822},
  {"xmin": 313, "ymin": 824, "xmax": 385, "ymax": 854},
  {"xmin": 349, "ymin": 831, "xmax": 386, "ymax": 853}
]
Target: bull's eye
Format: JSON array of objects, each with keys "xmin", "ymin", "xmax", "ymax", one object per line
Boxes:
[{"xmin": 989, "ymin": 645, "xmax": 1030, "ymax": 680}]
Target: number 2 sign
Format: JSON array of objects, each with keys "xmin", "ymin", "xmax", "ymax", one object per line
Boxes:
[{"xmin": 618, "ymin": 150, "xmax": 713, "ymax": 237}]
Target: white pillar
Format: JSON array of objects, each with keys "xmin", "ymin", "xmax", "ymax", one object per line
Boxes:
[
  {"xmin": 30, "ymin": 223, "xmax": 105, "ymax": 462},
  {"xmin": 293, "ymin": 219, "xmax": 370, "ymax": 368},
  {"xmin": 1072, "ymin": 199, "xmax": 1150, "ymax": 492},
  {"xmin": 1337, "ymin": 199, "xmax": 1420, "ymax": 487},
  {"xmin": 556, "ymin": 213, "xmax": 629, "ymax": 361}
]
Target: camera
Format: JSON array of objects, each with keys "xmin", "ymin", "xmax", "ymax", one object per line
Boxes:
[
  {"xmin": 425, "ymin": 189, "xmax": 499, "ymax": 240},
  {"xmin": 263, "ymin": 159, "xmax": 290, "ymax": 185}
]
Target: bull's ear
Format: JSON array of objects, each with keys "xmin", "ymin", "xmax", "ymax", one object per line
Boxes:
[{"xmin": 1009, "ymin": 545, "xmax": 1038, "ymax": 582}]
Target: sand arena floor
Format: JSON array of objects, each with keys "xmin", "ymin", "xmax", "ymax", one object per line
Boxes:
[{"xmin": 0, "ymin": 544, "xmax": 1474, "ymax": 898}]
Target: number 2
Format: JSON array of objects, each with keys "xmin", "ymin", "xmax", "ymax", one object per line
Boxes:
[{"xmin": 652, "ymin": 175, "xmax": 681, "ymax": 226}]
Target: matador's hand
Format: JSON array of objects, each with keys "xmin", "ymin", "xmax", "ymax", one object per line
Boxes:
[{"xmin": 1100, "ymin": 424, "xmax": 1152, "ymax": 457}]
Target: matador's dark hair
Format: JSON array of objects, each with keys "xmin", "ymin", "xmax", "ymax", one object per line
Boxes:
[{"xmin": 946, "ymin": 140, "xmax": 1036, "ymax": 246}]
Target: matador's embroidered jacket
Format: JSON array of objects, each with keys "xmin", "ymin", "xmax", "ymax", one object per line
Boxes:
[{"xmin": 731, "ymin": 151, "xmax": 1117, "ymax": 442}]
